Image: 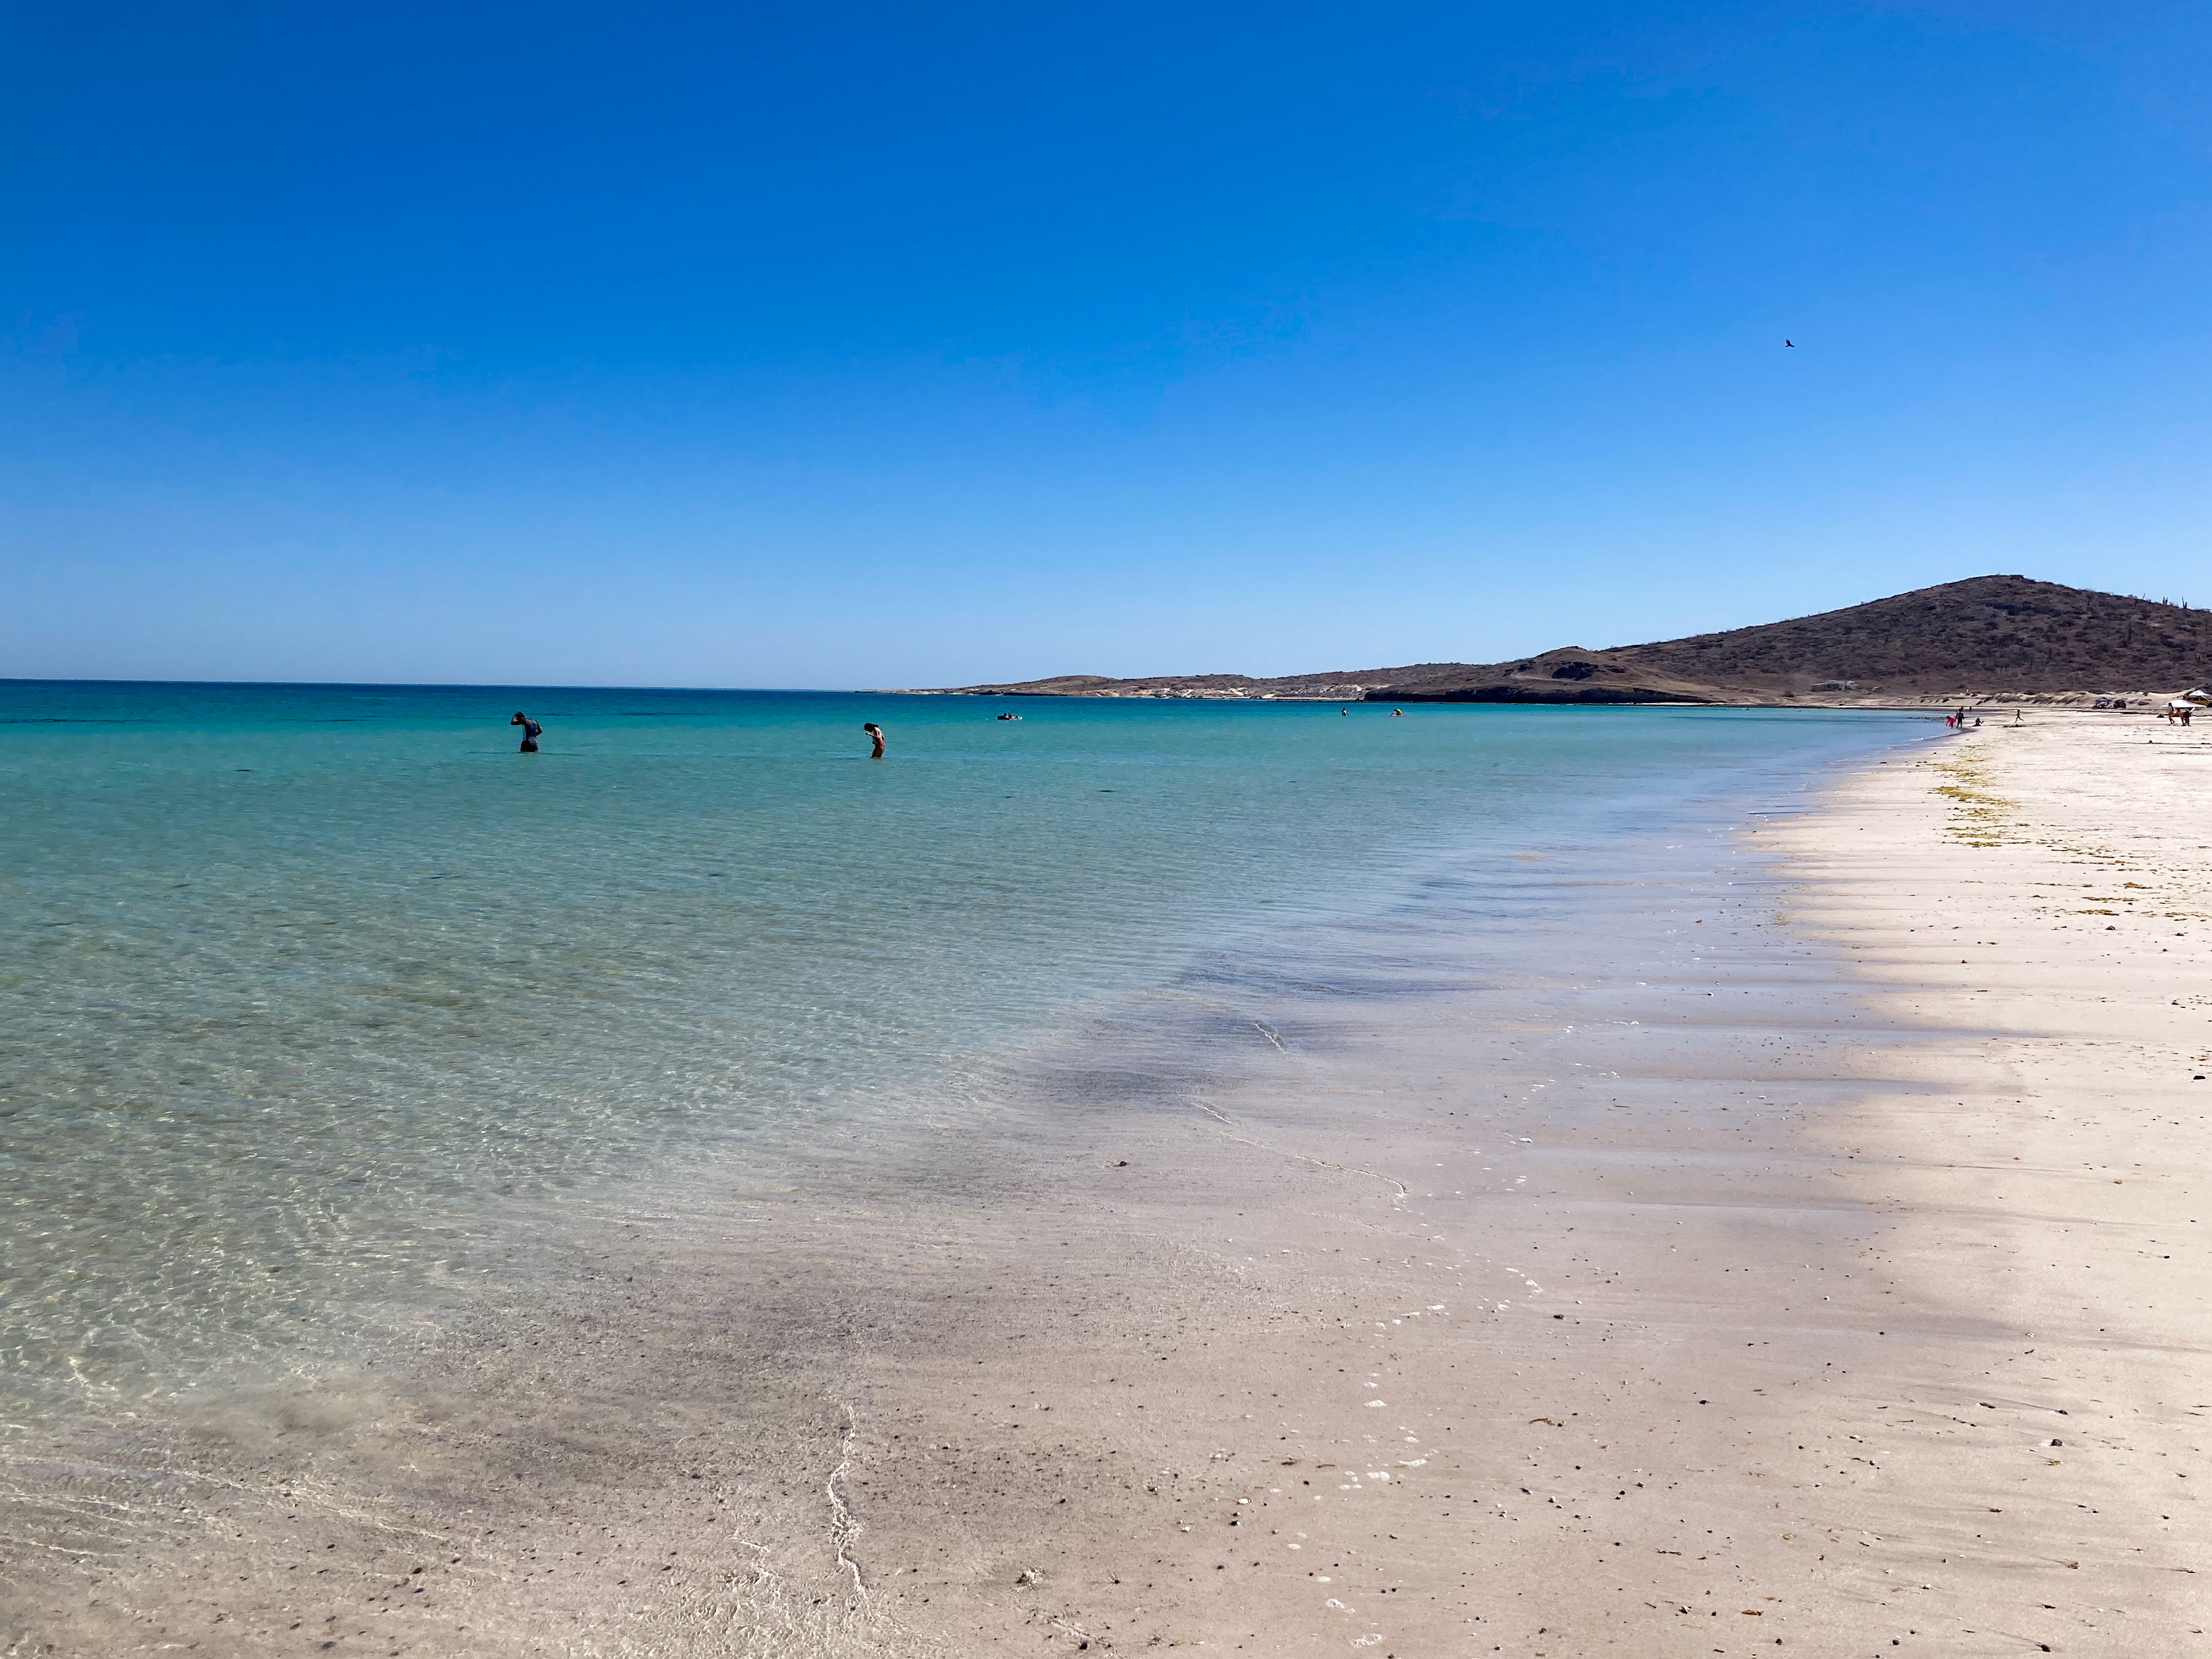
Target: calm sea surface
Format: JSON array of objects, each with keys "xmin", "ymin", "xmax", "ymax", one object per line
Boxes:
[{"xmin": 0, "ymin": 682, "xmax": 1925, "ymax": 1411}]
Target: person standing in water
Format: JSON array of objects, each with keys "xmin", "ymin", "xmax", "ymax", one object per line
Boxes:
[
  {"xmin": 862, "ymin": 722, "xmax": 885, "ymax": 759},
  {"xmin": 510, "ymin": 711, "xmax": 543, "ymax": 753}
]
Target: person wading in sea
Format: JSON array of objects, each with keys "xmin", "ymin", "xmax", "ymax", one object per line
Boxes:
[
  {"xmin": 510, "ymin": 712, "xmax": 543, "ymax": 753},
  {"xmin": 863, "ymin": 722, "xmax": 885, "ymax": 759}
]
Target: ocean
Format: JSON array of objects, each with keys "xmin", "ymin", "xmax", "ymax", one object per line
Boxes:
[{"xmin": 0, "ymin": 681, "xmax": 1924, "ymax": 1425}]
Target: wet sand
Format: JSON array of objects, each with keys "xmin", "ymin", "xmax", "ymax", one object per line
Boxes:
[
  {"xmin": 864, "ymin": 713, "xmax": 2205, "ymax": 1656},
  {"xmin": 7, "ymin": 714, "xmax": 2206, "ymax": 1656}
]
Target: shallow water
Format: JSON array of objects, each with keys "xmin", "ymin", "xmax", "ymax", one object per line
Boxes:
[{"xmin": 0, "ymin": 682, "xmax": 1925, "ymax": 1412}]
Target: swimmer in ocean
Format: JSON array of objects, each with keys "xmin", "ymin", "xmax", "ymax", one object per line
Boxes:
[
  {"xmin": 510, "ymin": 712, "xmax": 543, "ymax": 753},
  {"xmin": 863, "ymin": 721, "xmax": 885, "ymax": 758}
]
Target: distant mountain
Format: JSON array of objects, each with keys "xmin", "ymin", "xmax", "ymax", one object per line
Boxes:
[{"xmin": 922, "ymin": 577, "xmax": 2212, "ymax": 704}]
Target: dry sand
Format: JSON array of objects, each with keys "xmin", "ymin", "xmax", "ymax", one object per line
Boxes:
[
  {"xmin": 8, "ymin": 713, "xmax": 2205, "ymax": 1657},
  {"xmin": 857, "ymin": 713, "xmax": 2208, "ymax": 1657}
]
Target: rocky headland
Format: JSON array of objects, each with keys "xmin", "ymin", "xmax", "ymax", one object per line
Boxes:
[{"xmin": 908, "ymin": 574, "xmax": 2212, "ymax": 706}]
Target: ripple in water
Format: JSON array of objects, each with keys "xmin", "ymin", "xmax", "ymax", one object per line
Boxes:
[{"xmin": 0, "ymin": 680, "xmax": 1924, "ymax": 1409}]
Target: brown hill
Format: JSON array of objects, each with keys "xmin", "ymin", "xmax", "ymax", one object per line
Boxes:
[{"xmin": 925, "ymin": 577, "xmax": 2212, "ymax": 704}]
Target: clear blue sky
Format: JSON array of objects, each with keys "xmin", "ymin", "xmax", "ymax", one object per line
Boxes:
[{"xmin": 5, "ymin": 1, "xmax": 2208, "ymax": 687}]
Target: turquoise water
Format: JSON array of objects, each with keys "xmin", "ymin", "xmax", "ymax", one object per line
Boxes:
[{"xmin": 0, "ymin": 682, "xmax": 1925, "ymax": 1406}]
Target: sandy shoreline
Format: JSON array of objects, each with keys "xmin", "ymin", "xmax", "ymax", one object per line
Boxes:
[
  {"xmin": 857, "ymin": 714, "xmax": 2207, "ymax": 1657},
  {"xmin": 1749, "ymin": 713, "xmax": 2211, "ymax": 1652},
  {"xmin": 8, "ymin": 713, "xmax": 2206, "ymax": 1656}
]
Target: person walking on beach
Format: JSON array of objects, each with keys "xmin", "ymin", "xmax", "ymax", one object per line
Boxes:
[
  {"xmin": 510, "ymin": 712, "xmax": 543, "ymax": 753},
  {"xmin": 863, "ymin": 722, "xmax": 886, "ymax": 759}
]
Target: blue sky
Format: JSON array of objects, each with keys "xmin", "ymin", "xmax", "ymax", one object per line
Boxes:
[{"xmin": 5, "ymin": 0, "xmax": 2209, "ymax": 687}]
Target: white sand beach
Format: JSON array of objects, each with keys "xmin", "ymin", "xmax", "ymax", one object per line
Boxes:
[
  {"xmin": 866, "ymin": 712, "xmax": 2211, "ymax": 1656},
  {"xmin": 10, "ymin": 713, "xmax": 2206, "ymax": 1657}
]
